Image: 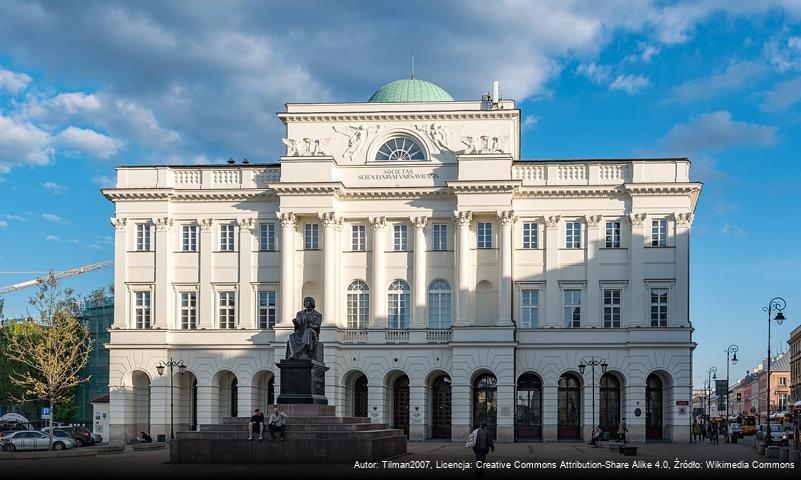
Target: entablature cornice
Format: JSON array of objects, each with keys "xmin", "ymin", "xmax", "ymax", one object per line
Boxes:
[
  {"xmin": 277, "ymin": 110, "xmax": 520, "ymax": 125},
  {"xmin": 267, "ymin": 182, "xmax": 344, "ymax": 197},
  {"xmin": 515, "ymin": 185, "xmax": 624, "ymax": 199},
  {"xmin": 102, "ymin": 188, "xmax": 278, "ymax": 202},
  {"xmin": 446, "ymin": 180, "xmax": 521, "ymax": 194}
]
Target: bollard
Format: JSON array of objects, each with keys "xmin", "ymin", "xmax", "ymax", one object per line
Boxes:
[{"xmin": 779, "ymin": 447, "xmax": 789, "ymax": 462}]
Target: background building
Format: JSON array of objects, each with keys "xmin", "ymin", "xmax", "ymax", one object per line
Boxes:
[
  {"xmin": 103, "ymin": 78, "xmax": 701, "ymax": 444},
  {"xmin": 790, "ymin": 325, "xmax": 801, "ymax": 405},
  {"xmin": 75, "ymin": 293, "xmax": 113, "ymax": 426}
]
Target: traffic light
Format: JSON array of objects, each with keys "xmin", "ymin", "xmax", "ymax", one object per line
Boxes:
[{"xmin": 736, "ymin": 393, "xmax": 741, "ymax": 401}]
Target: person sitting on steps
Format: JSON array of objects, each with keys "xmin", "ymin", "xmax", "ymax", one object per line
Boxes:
[
  {"xmin": 248, "ymin": 408, "xmax": 265, "ymax": 441},
  {"xmin": 267, "ymin": 406, "xmax": 288, "ymax": 441}
]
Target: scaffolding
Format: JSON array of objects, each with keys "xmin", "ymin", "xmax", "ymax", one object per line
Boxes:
[{"xmin": 74, "ymin": 296, "xmax": 113, "ymax": 426}]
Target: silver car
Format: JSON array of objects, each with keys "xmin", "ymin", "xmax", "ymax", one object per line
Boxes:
[{"xmin": 1, "ymin": 430, "xmax": 74, "ymax": 451}]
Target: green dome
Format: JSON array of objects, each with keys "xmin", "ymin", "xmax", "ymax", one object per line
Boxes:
[{"xmin": 368, "ymin": 78, "xmax": 454, "ymax": 103}]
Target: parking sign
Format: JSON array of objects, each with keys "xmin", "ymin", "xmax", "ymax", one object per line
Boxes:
[{"xmin": 41, "ymin": 407, "xmax": 51, "ymax": 419}]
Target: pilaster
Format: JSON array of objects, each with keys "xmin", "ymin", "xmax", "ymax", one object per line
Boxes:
[
  {"xmin": 412, "ymin": 216, "xmax": 428, "ymax": 328},
  {"xmin": 454, "ymin": 210, "xmax": 472, "ymax": 327},
  {"xmin": 585, "ymin": 215, "xmax": 602, "ymax": 327},
  {"xmin": 627, "ymin": 213, "xmax": 647, "ymax": 327},
  {"xmin": 543, "ymin": 215, "xmax": 561, "ymax": 328},
  {"xmin": 370, "ymin": 217, "xmax": 387, "ymax": 328},
  {"xmin": 279, "ymin": 212, "xmax": 297, "ymax": 327},
  {"xmin": 199, "ymin": 218, "xmax": 214, "ymax": 329},
  {"xmin": 111, "ymin": 217, "xmax": 128, "ymax": 328},
  {"xmin": 673, "ymin": 212, "xmax": 693, "ymax": 326},
  {"xmin": 497, "ymin": 210, "xmax": 516, "ymax": 326},
  {"xmin": 320, "ymin": 212, "xmax": 339, "ymax": 325},
  {"xmin": 238, "ymin": 218, "xmax": 255, "ymax": 329}
]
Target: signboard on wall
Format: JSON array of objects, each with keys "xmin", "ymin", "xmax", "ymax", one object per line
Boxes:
[{"xmin": 715, "ymin": 380, "xmax": 728, "ymax": 397}]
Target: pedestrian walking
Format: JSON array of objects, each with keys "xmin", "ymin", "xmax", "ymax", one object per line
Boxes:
[
  {"xmin": 267, "ymin": 406, "xmax": 288, "ymax": 441},
  {"xmin": 472, "ymin": 423, "xmax": 494, "ymax": 477},
  {"xmin": 247, "ymin": 408, "xmax": 265, "ymax": 441},
  {"xmin": 691, "ymin": 420, "xmax": 700, "ymax": 443},
  {"xmin": 709, "ymin": 420, "xmax": 718, "ymax": 444},
  {"xmin": 721, "ymin": 421, "xmax": 729, "ymax": 443},
  {"xmin": 699, "ymin": 420, "xmax": 706, "ymax": 441},
  {"xmin": 617, "ymin": 417, "xmax": 628, "ymax": 444}
]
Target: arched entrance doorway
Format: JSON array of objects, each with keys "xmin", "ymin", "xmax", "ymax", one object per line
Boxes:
[
  {"xmin": 176, "ymin": 371, "xmax": 197, "ymax": 432},
  {"xmin": 131, "ymin": 371, "xmax": 151, "ymax": 437},
  {"xmin": 558, "ymin": 373, "xmax": 581, "ymax": 440},
  {"xmin": 212, "ymin": 370, "xmax": 238, "ymax": 422},
  {"xmin": 473, "ymin": 373, "xmax": 497, "ymax": 437},
  {"xmin": 354, "ymin": 375, "xmax": 368, "ymax": 418},
  {"xmin": 392, "ymin": 375, "xmax": 410, "ymax": 436},
  {"xmin": 252, "ymin": 371, "xmax": 275, "ymax": 411},
  {"xmin": 599, "ymin": 373, "xmax": 622, "ymax": 434},
  {"xmin": 516, "ymin": 373, "xmax": 543, "ymax": 440},
  {"xmin": 431, "ymin": 375, "xmax": 451, "ymax": 439},
  {"xmin": 646, "ymin": 374, "xmax": 664, "ymax": 440}
]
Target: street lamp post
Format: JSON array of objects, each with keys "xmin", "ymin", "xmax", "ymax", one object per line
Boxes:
[
  {"xmin": 157, "ymin": 358, "xmax": 187, "ymax": 440},
  {"xmin": 762, "ymin": 297, "xmax": 787, "ymax": 448},
  {"xmin": 579, "ymin": 357, "xmax": 608, "ymax": 436},
  {"xmin": 707, "ymin": 367, "xmax": 717, "ymax": 421},
  {"xmin": 725, "ymin": 345, "xmax": 739, "ymax": 431}
]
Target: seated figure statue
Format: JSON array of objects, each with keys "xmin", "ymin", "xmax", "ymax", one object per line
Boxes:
[{"xmin": 286, "ymin": 296, "xmax": 323, "ymax": 360}]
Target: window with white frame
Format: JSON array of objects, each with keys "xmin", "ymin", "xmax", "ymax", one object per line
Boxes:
[
  {"xmin": 352, "ymin": 225, "xmax": 366, "ymax": 251},
  {"xmin": 136, "ymin": 223, "xmax": 151, "ymax": 251},
  {"xmin": 778, "ymin": 393, "xmax": 788, "ymax": 409},
  {"xmin": 346, "ymin": 281, "xmax": 370, "ymax": 329},
  {"xmin": 650, "ymin": 288, "xmax": 669, "ymax": 327},
  {"xmin": 387, "ymin": 280, "xmax": 410, "ymax": 329},
  {"xmin": 393, "ymin": 225, "xmax": 408, "ymax": 251},
  {"xmin": 563, "ymin": 289, "xmax": 582, "ymax": 328},
  {"xmin": 304, "ymin": 223, "xmax": 319, "ymax": 249},
  {"xmin": 219, "ymin": 291, "xmax": 236, "ymax": 329},
  {"xmin": 180, "ymin": 292, "xmax": 197, "ymax": 329},
  {"xmin": 477, "ymin": 222, "xmax": 493, "ymax": 249},
  {"xmin": 605, "ymin": 222, "xmax": 621, "ymax": 248},
  {"xmin": 427, "ymin": 279, "xmax": 452, "ymax": 328},
  {"xmin": 565, "ymin": 222, "xmax": 581, "ymax": 249},
  {"xmin": 521, "ymin": 289, "xmax": 540, "ymax": 328},
  {"xmin": 220, "ymin": 224, "xmax": 235, "ymax": 251},
  {"xmin": 603, "ymin": 289, "xmax": 622, "ymax": 328},
  {"xmin": 257, "ymin": 290, "xmax": 277, "ymax": 329},
  {"xmin": 259, "ymin": 223, "xmax": 276, "ymax": 251},
  {"xmin": 181, "ymin": 225, "xmax": 197, "ymax": 252},
  {"xmin": 432, "ymin": 223, "xmax": 448, "ymax": 251},
  {"xmin": 651, "ymin": 219, "xmax": 667, "ymax": 247},
  {"xmin": 134, "ymin": 291, "xmax": 151, "ymax": 329},
  {"xmin": 522, "ymin": 222, "xmax": 538, "ymax": 249},
  {"xmin": 779, "ymin": 376, "xmax": 788, "ymax": 386}
]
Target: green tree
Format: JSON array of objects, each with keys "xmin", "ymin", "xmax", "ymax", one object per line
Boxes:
[{"xmin": 0, "ymin": 273, "xmax": 93, "ymax": 449}]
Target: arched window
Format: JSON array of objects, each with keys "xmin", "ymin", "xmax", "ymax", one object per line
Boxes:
[
  {"xmin": 473, "ymin": 374, "xmax": 498, "ymax": 437},
  {"xmin": 387, "ymin": 280, "xmax": 411, "ymax": 329},
  {"xmin": 376, "ymin": 137, "xmax": 425, "ymax": 161},
  {"xmin": 599, "ymin": 373, "xmax": 621, "ymax": 433},
  {"xmin": 516, "ymin": 373, "xmax": 543, "ymax": 440},
  {"xmin": 346, "ymin": 281, "xmax": 370, "ymax": 329},
  {"xmin": 427, "ymin": 279, "xmax": 452, "ymax": 328}
]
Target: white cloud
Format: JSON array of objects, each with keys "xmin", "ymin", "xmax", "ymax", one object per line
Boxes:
[
  {"xmin": 764, "ymin": 35, "xmax": 801, "ymax": 72},
  {"xmin": 721, "ymin": 222, "xmax": 745, "ymax": 237},
  {"xmin": 661, "ymin": 111, "xmax": 777, "ymax": 152},
  {"xmin": 759, "ymin": 77, "xmax": 801, "ymax": 111},
  {"xmin": 625, "ymin": 42, "xmax": 660, "ymax": 63},
  {"xmin": 92, "ymin": 175, "xmax": 115, "ymax": 187},
  {"xmin": 50, "ymin": 92, "xmax": 101, "ymax": 114},
  {"xmin": 67, "ymin": 238, "xmax": 79, "ymax": 244},
  {"xmin": 609, "ymin": 74, "xmax": 650, "ymax": 94},
  {"xmin": 0, "ymin": 220, "xmax": 7, "ymax": 229},
  {"xmin": 45, "ymin": 235, "xmax": 60, "ymax": 242},
  {"xmin": 56, "ymin": 126, "xmax": 121, "ymax": 159},
  {"xmin": 5, "ymin": 214, "xmax": 26, "ymax": 222},
  {"xmin": 42, "ymin": 213, "xmax": 67, "ymax": 223},
  {"xmin": 576, "ymin": 63, "xmax": 612, "ymax": 85},
  {"xmin": 522, "ymin": 115, "xmax": 539, "ymax": 132},
  {"xmin": 0, "ymin": 115, "xmax": 53, "ymax": 172},
  {"xmin": 670, "ymin": 61, "xmax": 766, "ymax": 103},
  {"xmin": 42, "ymin": 181, "xmax": 66, "ymax": 194},
  {"xmin": 0, "ymin": 67, "xmax": 31, "ymax": 94}
]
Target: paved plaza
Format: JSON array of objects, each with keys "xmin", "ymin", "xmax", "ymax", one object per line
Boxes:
[{"xmin": 0, "ymin": 441, "xmax": 796, "ymax": 479}]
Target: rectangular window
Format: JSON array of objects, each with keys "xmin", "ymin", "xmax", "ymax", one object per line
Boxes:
[
  {"xmin": 259, "ymin": 223, "xmax": 276, "ymax": 251},
  {"xmin": 603, "ymin": 289, "xmax": 622, "ymax": 328},
  {"xmin": 351, "ymin": 225, "xmax": 366, "ymax": 251},
  {"xmin": 219, "ymin": 291, "xmax": 236, "ymax": 329},
  {"xmin": 521, "ymin": 289, "xmax": 540, "ymax": 328},
  {"xmin": 477, "ymin": 222, "xmax": 493, "ymax": 249},
  {"xmin": 180, "ymin": 292, "xmax": 197, "ymax": 329},
  {"xmin": 304, "ymin": 223, "xmax": 319, "ymax": 249},
  {"xmin": 650, "ymin": 288, "xmax": 669, "ymax": 327},
  {"xmin": 522, "ymin": 223, "xmax": 538, "ymax": 249},
  {"xmin": 257, "ymin": 291, "xmax": 277, "ymax": 329},
  {"xmin": 605, "ymin": 222, "xmax": 621, "ymax": 248},
  {"xmin": 393, "ymin": 225, "xmax": 408, "ymax": 251},
  {"xmin": 220, "ymin": 224, "xmax": 235, "ymax": 251},
  {"xmin": 134, "ymin": 291, "xmax": 151, "ymax": 329},
  {"xmin": 181, "ymin": 225, "xmax": 197, "ymax": 252},
  {"xmin": 565, "ymin": 222, "xmax": 581, "ymax": 248},
  {"xmin": 136, "ymin": 224, "xmax": 151, "ymax": 251},
  {"xmin": 779, "ymin": 377, "xmax": 787, "ymax": 386},
  {"xmin": 563, "ymin": 289, "xmax": 581, "ymax": 328},
  {"xmin": 652, "ymin": 219, "xmax": 667, "ymax": 247},
  {"xmin": 432, "ymin": 223, "xmax": 448, "ymax": 251}
]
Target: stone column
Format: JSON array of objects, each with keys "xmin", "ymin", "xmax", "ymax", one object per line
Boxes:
[
  {"xmin": 626, "ymin": 382, "xmax": 646, "ymax": 442},
  {"xmin": 320, "ymin": 212, "xmax": 339, "ymax": 324},
  {"xmin": 334, "ymin": 217, "xmax": 345, "ymax": 328},
  {"xmin": 196, "ymin": 384, "xmax": 215, "ymax": 426},
  {"xmin": 543, "ymin": 216, "xmax": 561, "ymax": 327},
  {"xmin": 237, "ymin": 384, "xmax": 254, "ymax": 418},
  {"xmin": 497, "ymin": 210, "xmax": 516, "ymax": 326},
  {"xmin": 412, "ymin": 216, "xmax": 428, "ymax": 328},
  {"xmin": 154, "ymin": 218, "xmax": 173, "ymax": 329},
  {"xmin": 110, "ymin": 217, "xmax": 128, "ymax": 328},
  {"xmin": 199, "ymin": 219, "xmax": 214, "ymax": 329},
  {"xmin": 149, "ymin": 378, "xmax": 169, "ymax": 439},
  {"xmin": 409, "ymin": 384, "xmax": 426, "ymax": 440},
  {"xmin": 454, "ymin": 211, "xmax": 472, "ymax": 326},
  {"xmin": 542, "ymin": 384, "xmax": 558, "ymax": 442},
  {"xmin": 278, "ymin": 213, "xmax": 297, "ymax": 326},
  {"xmin": 238, "ymin": 218, "xmax": 255, "ymax": 329},
  {"xmin": 674, "ymin": 213, "xmax": 693, "ymax": 326},
  {"xmin": 627, "ymin": 213, "xmax": 647, "ymax": 327},
  {"xmin": 370, "ymin": 217, "xmax": 387, "ymax": 328},
  {"xmin": 450, "ymin": 379, "xmax": 472, "ymax": 441},
  {"xmin": 585, "ymin": 215, "xmax": 602, "ymax": 327}
]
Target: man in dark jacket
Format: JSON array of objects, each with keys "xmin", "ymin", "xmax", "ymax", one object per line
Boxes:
[{"xmin": 473, "ymin": 423, "xmax": 494, "ymax": 477}]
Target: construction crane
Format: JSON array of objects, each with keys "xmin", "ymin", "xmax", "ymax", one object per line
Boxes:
[{"xmin": 0, "ymin": 260, "xmax": 113, "ymax": 295}]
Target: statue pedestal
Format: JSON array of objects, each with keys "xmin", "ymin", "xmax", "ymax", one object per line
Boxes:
[{"xmin": 276, "ymin": 358, "xmax": 329, "ymax": 405}]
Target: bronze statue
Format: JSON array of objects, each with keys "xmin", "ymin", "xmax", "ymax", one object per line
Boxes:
[{"xmin": 286, "ymin": 296, "xmax": 322, "ymax": 360}]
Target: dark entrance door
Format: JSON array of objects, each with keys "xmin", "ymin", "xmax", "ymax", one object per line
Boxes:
[
  {"xmin": 599, "ymin": 373, "xmax": 621, "ymax": 434},
  {"xmin": 268, "ymin": 376, "xmax": 275, "ymax": 406},
  {"xmin": 393, "ymin": 375, "xmax": 410, "ymax": 436},
  {"xmin": 558, "ymin": 373, "xmax": 581, "ymax": 440},
  {"xmin": 191, "ymin": 378, "xmax": 198, "ymax": 431},
  {"xmin": 646, "ymin": 374, "xmax": 663, "ymax": 440},
  {"xmin": 432, "ymin": 375, "xmax": 452, "ymax": 439},
  {"xmin": 516, "ymin": 373, "xmax": 543, "ymax": 440},
  {"xmin": 230, "ymin": 378, "xmax": 238, "ymax": 417},
  {"xmin": 473, "ymin": 374, "xmax": 498, "ymax": 438},
  {"xmin": 354, "ymin": 375, "xmax": 368, "ymax": 418}
]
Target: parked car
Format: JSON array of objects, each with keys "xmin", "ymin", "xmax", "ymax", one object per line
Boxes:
[
  {"xmin": 784, "ymin": 423, "xmax": 794, "ymax": 440},
  {"xmin": 1, "ymin": 430, "xmax": 73, "ymax": 451},
  {"xmin": 729, "ymin": 423, "xmax": 743, "ymax": 439},
  {"xmin": 41, "ymin": 426, "xmax": 94, "ymax": 447},
  {"xmin": 755, "ymin": 423, "xmax": 788, "ymax": 445}
]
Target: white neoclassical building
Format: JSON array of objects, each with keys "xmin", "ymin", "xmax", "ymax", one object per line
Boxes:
[{"xmin": 103, "ymin": 77, "xmax": 701, "ymax": 444}]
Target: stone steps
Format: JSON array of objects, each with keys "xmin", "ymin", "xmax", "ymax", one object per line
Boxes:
[
  {"xmin": 221, "ymin": 415, "xmax": 369, "ymax": 425},
  {"xmin": 178, "ymin": 428, "xmax": 404, "ymax": 440},
  {"xmin": 200, "ymin": 422, "xmax": 387, "ymax": 432}
]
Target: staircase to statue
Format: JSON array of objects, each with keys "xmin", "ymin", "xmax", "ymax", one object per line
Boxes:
[{"xmin": 170, "ymin": 404, "xmax": 407, "ymax": 464}]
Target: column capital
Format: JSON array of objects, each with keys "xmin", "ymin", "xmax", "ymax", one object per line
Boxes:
[
  {"xmin": 279, "ymin": 212, "xmax": 297, "ymax": 228},
  {"xmin": 673, "ymin": 212, "xmax": 694, "ymax": 227},
  {"xmin": 497, "ymin": 210, "xmax": 518, "ymax": 226},
  {"xmin": 627, "ymin": 212, "xmax": 647, "ymax": 227},
  {"xmin": 411, "ymin": 216, "xmax": 428, "ymax": 231},
  {"xmin": 334, "ymin": 216, "xmax": 345, "ymax": 231},
  {"xmin": 155, "ymin": 217, "xmax": 174, "ymax": 231},
  {"xmin": 237, "ymin": 217, "xmax": 256, "ymax": 230},
  {"xmin": 453, "ymin": 210, "xmax": 472, "ymax": 226},
  {"xmin": 545, "ymin": 215, "xmax": 561, "ymax": 230},
  {"xmin": 370, "ymin": 216, "xmax": 387, "ymax": 230},
  {"xmin": 199, "ymin": 218, "xmax": 214, "ymax": 232},
  {"xmin": 319, "ymin": 211, "xmax": 340, "ymax": 227},
  {"xmin": 110, "ymin": 217, "xmax": 128, "ymax": 231},
  {"xmin": 584, "ymin": 215, "xmax": 602, "ymax": 229}
]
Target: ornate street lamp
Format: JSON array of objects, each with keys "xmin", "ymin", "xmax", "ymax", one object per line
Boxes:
[
  {"xmin": 579, "ymin": 357, "xmax": 608, "ymax": 437},
  {"xmin": 157, "ymin": 358, "xmax": 187, "ymax": 440},
  {"xmin": 763, "ymin": 297, "xmax": 787, "ymax": 448},
  {"xmin": 707, "ymin": 366, "xmax": 717, "ymax": 421},
  {"xmin": 725, "ymin": 344, "xmax": 738, "ymax": 433}
]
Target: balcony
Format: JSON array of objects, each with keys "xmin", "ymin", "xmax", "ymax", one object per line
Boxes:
[
  {"xmin": 385, "ymin": 330, "xmax": 409, "ymax": 344},
  {"xmin": 342, "ymin": 329, "xmax": 368, "ymax": 344},
  {"xmin": 426, "ymin": 329, "xmax": 452, "ymax": 344}
]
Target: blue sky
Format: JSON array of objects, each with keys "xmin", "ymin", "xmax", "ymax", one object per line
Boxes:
[{"xmin": 0, "ymin": 1, "xmax": 800, "ymax": 387}]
